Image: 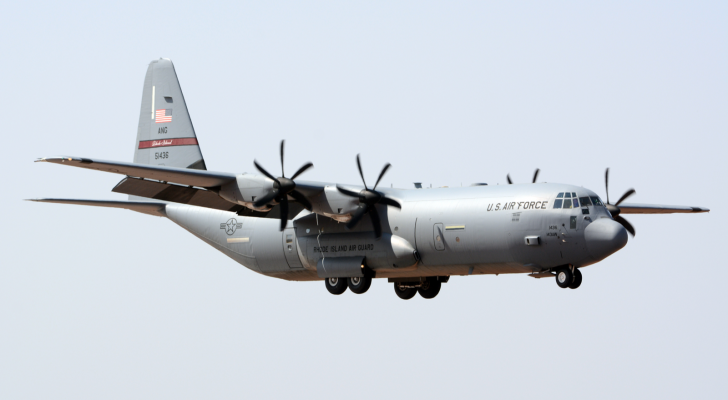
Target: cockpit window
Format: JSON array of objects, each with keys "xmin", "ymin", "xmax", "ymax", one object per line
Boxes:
[
  {"xmin": 564, "ymin": 192, "xmax": 571, "ymax": 198},
  {"xmin": 556, "ymin": 192, "xmax": 564, "ymax": 198},
  {"xmin": 563, "ymin": 199, "xmax": 573, "ymax": 208},
  {"xmin": 590, "ymin": 196, "xmax": 604, "ymax": 206},
  {"xmin": 579, "ymin": 197, "xmax": 592, "ymax": 206},
  {"xmin": 553, "ymin": 199, "xmax": 563, "ymax": 208},
  {"xmin": 572, "ymin": 198, "xmax": 580, "ymax": 207}
]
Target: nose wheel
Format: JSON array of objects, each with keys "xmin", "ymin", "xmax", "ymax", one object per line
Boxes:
[
  {"xmin": 569, "ymin": 268, "xmax": 582, "ymax": 289},
  {"xmin": 555, "ymin": 267, "xmax": 582, "ymax": 289}
]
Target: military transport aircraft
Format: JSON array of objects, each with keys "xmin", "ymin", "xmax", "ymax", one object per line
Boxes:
[{"xmin": 31, "ymin": 58, "xmax": 709, "ymax": 300}]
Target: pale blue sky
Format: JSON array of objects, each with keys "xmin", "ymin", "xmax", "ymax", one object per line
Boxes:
[{"xmin": 1, "ymin": 1, "xmax": 726, "ymax": 398}]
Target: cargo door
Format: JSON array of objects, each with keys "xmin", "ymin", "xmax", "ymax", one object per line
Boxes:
[{"xmin": 283, "ymin": 227, "xmax": 304, "ymax": 268}]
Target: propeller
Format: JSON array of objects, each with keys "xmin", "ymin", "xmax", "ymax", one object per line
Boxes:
[
  {"xmin": 336, "ymin": 154, "xmax": 402, "ymax": 239},
  {"xmin": 507, "ymin": 168, "xmax": 540, "ymax": 184},
  {"xmin": 253, "ymin": 140, "xmax": 314, "ymax": 231},
  {"xmin": 604, "ymin": 168, "xmax": 637, "ymax": 237}
]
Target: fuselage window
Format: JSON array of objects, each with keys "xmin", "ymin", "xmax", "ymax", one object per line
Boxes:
[
  {"xmin": 563, "ymin": 199, "xmax": 573, "ymax": 209},
  {"xmin": 556, "ymin": 192, "xmax": 564, "ymax": 198},
  {"xmin": 553, "ymin": 199, "xmax": 563, "ymax": 208}
]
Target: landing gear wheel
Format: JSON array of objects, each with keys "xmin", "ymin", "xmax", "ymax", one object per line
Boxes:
[
  {"xmin": 418, "ymin": 280, "xmax": 441, "ymax": 299},
  {"xmin": 555, "ymin": 268, "xmax": 573, "ymax": 289},
  {"xmin": 348, "ymin": 276, "xmax": 372, "ymax": 294},
  {"xmin": 394, "ymin": 282, "xmax": 418, "ymax": 300},
  {"xmin": 568, "ymin": 268, "xmax": 582, "ymax": 289},
  {"xmin": 325, "ymin": 277, "xmax": 348, "ymax": 295}
]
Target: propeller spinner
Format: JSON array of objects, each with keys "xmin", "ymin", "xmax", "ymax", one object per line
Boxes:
[
  {"xmin": 604, "ymin": 168, "xmax": 637, "ymax": 237},
  {"xmin": 253, "ymin": 140, "xmax": 314, "ymax": 231},
  {"xmin": 336, "ymin": 154, "xmax": 401, "ymax": 239}
]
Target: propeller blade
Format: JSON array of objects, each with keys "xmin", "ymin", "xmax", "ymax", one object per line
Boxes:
[
  {"xmin": 254, "ymin": 160, "xmax": 278, "ymax": 181},
  {"xmin": 614, "ymin": 215, "xmax": 636, "ymax": 237},
  {"xmin": 373, "ymin": 163, "xmax": 391, "ymax": 190},
  {"xmin": 336, "ymin": 185, "xmax": 361, "ymax": 198},
  {"xmin": 346, "ymin": 204, "xmax": 368, "ymax": 230},
  {"xmin": 615, "ymin": 188, "xmax": 636, "ymax": 206},
  {"xmin": 379, "ymin": 196, "xmax": 402, "ymax": 209},
  {"xmin": 605, "ymin": 168, "xmax": 610, "ymax": 204},
  {"xmin": 290, "ymin": 162, "xmax": 314, "ymax": 180},
  {"xmin": 279, "ymin": 197, "xmax": 288, "ymax": 231},
  {"xmin": 356, "ymin": 154, "xmax": 367, "ymax": 189},
  {"xmin": 507, "ymin": 174, "xmax": 512, "ymax": 184},
  {"xmin": 253, "ymin": 189, "xmax": 279, "ymax": 208},
  {"xmin": 280, "ymin": 140, "xmax": 285, "ymax": 177},
  {"xmin": 289, "ymin": 190, "xmax": 312, "ymax": 211},
  {"xmin": 369, "ymin": 205, "xmax": 382, "ymax": 239},
  {"xmin": 532, "ymin": 168, "xmax": 540, "ymax": 183}
]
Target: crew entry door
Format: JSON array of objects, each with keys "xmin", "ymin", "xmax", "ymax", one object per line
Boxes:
[{"xmin": 283, "ymin": 227, "xmax": 304, "ymax": 268}]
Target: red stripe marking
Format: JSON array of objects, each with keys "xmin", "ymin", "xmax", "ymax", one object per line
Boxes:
[{"xmin": 138, "ymin": 138, "xmax": 198, "ymax": 149}]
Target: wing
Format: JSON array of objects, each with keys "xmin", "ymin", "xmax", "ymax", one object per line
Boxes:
[
  {"xmin": 112, "ymin": 177, "xmax": 305, "ymax": 218},
  {"xmin": 618, "ymin": 203, "xmax": 710, "ymax": 214},
  {"xmin": 36, "ymin": 156, "xmax": 236, "ymax": 188},
  {"xmin": 27, "ymin": 198, "xmax": 167, "ymax": 217}
]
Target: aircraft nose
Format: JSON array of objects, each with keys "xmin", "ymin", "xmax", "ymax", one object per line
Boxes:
[{"xmin": 584, "ymin": 218, "xmax": 628, "ymax": 261}]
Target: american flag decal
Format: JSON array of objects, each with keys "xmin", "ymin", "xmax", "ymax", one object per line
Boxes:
[{"xmin": 155, "ymin": 109, "xmax": 172, "ymax": 123}]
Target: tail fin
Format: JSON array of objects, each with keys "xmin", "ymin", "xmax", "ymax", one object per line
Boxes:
[{"xmin": 133, "ymin": 58, "xmax": 207, "ymax": 171}]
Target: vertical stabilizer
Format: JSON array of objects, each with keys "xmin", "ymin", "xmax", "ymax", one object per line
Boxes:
[{"xmin": 133, "ymin": 58, "xmax": 207, "ymax": 171}]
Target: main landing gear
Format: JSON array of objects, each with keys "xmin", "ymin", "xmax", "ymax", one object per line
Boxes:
[
  {"xmin": 324, "ymin": 276, "xmax": 449, "ymax": 299},
  {"xmin": 325, "ymin": 276, "xmax": 373, "ymax": 295},
  {"xmin": 393, "ymin": 277, "xmax": 447, "ymax": 300},
  {"xmin": 555, "ymin": 267, "xmax": 582, "ymax": 289},
  {"xmin": 325, "ymin": 277, "xmax": 348, "ymax": 295}
]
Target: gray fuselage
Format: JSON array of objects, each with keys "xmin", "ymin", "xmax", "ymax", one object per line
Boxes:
[{"xmin": 164, "ymin": 182, "xmax": 627, "ymax": 281}]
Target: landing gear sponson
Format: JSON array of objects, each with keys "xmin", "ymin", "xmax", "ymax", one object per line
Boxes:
[{"xmin": 324, "ymin": 276, "xmax": 450, "ymax": 299}]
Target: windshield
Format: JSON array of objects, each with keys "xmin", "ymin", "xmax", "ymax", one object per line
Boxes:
[{"xmin": 590, "ymin": 196, "xmax": 604, "ymax": 206}]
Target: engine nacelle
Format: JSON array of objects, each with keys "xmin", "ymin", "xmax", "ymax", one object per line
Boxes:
[{"xmin": 218, "ymin": 173, "xmax": 275, "ymax": 211}]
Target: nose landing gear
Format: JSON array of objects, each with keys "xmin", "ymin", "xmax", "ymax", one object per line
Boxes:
[
  {"xmin": 568, "ymin": 268, "xmax": 582, "ymax": 289},
  {"xmin": 555, "ymin": 267, "xmax": 582, "ymax": 289}
]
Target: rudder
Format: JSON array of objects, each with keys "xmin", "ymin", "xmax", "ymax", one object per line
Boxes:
[{"xmin": 133, "ymin": 58, "xmax": 207, "ymax": 171}]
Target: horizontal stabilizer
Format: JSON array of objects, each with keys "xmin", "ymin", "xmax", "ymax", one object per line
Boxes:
[
  {"xmin": 618, "ymin": 203, "xmax": 710, "ymax": 214},
  {"xmin": 36, "ymin": 156, "xmax": 236, "ymax": 188},
  {"xmin": 28, "ymin": 198, "xmax": 167, "ymax": 217}
]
